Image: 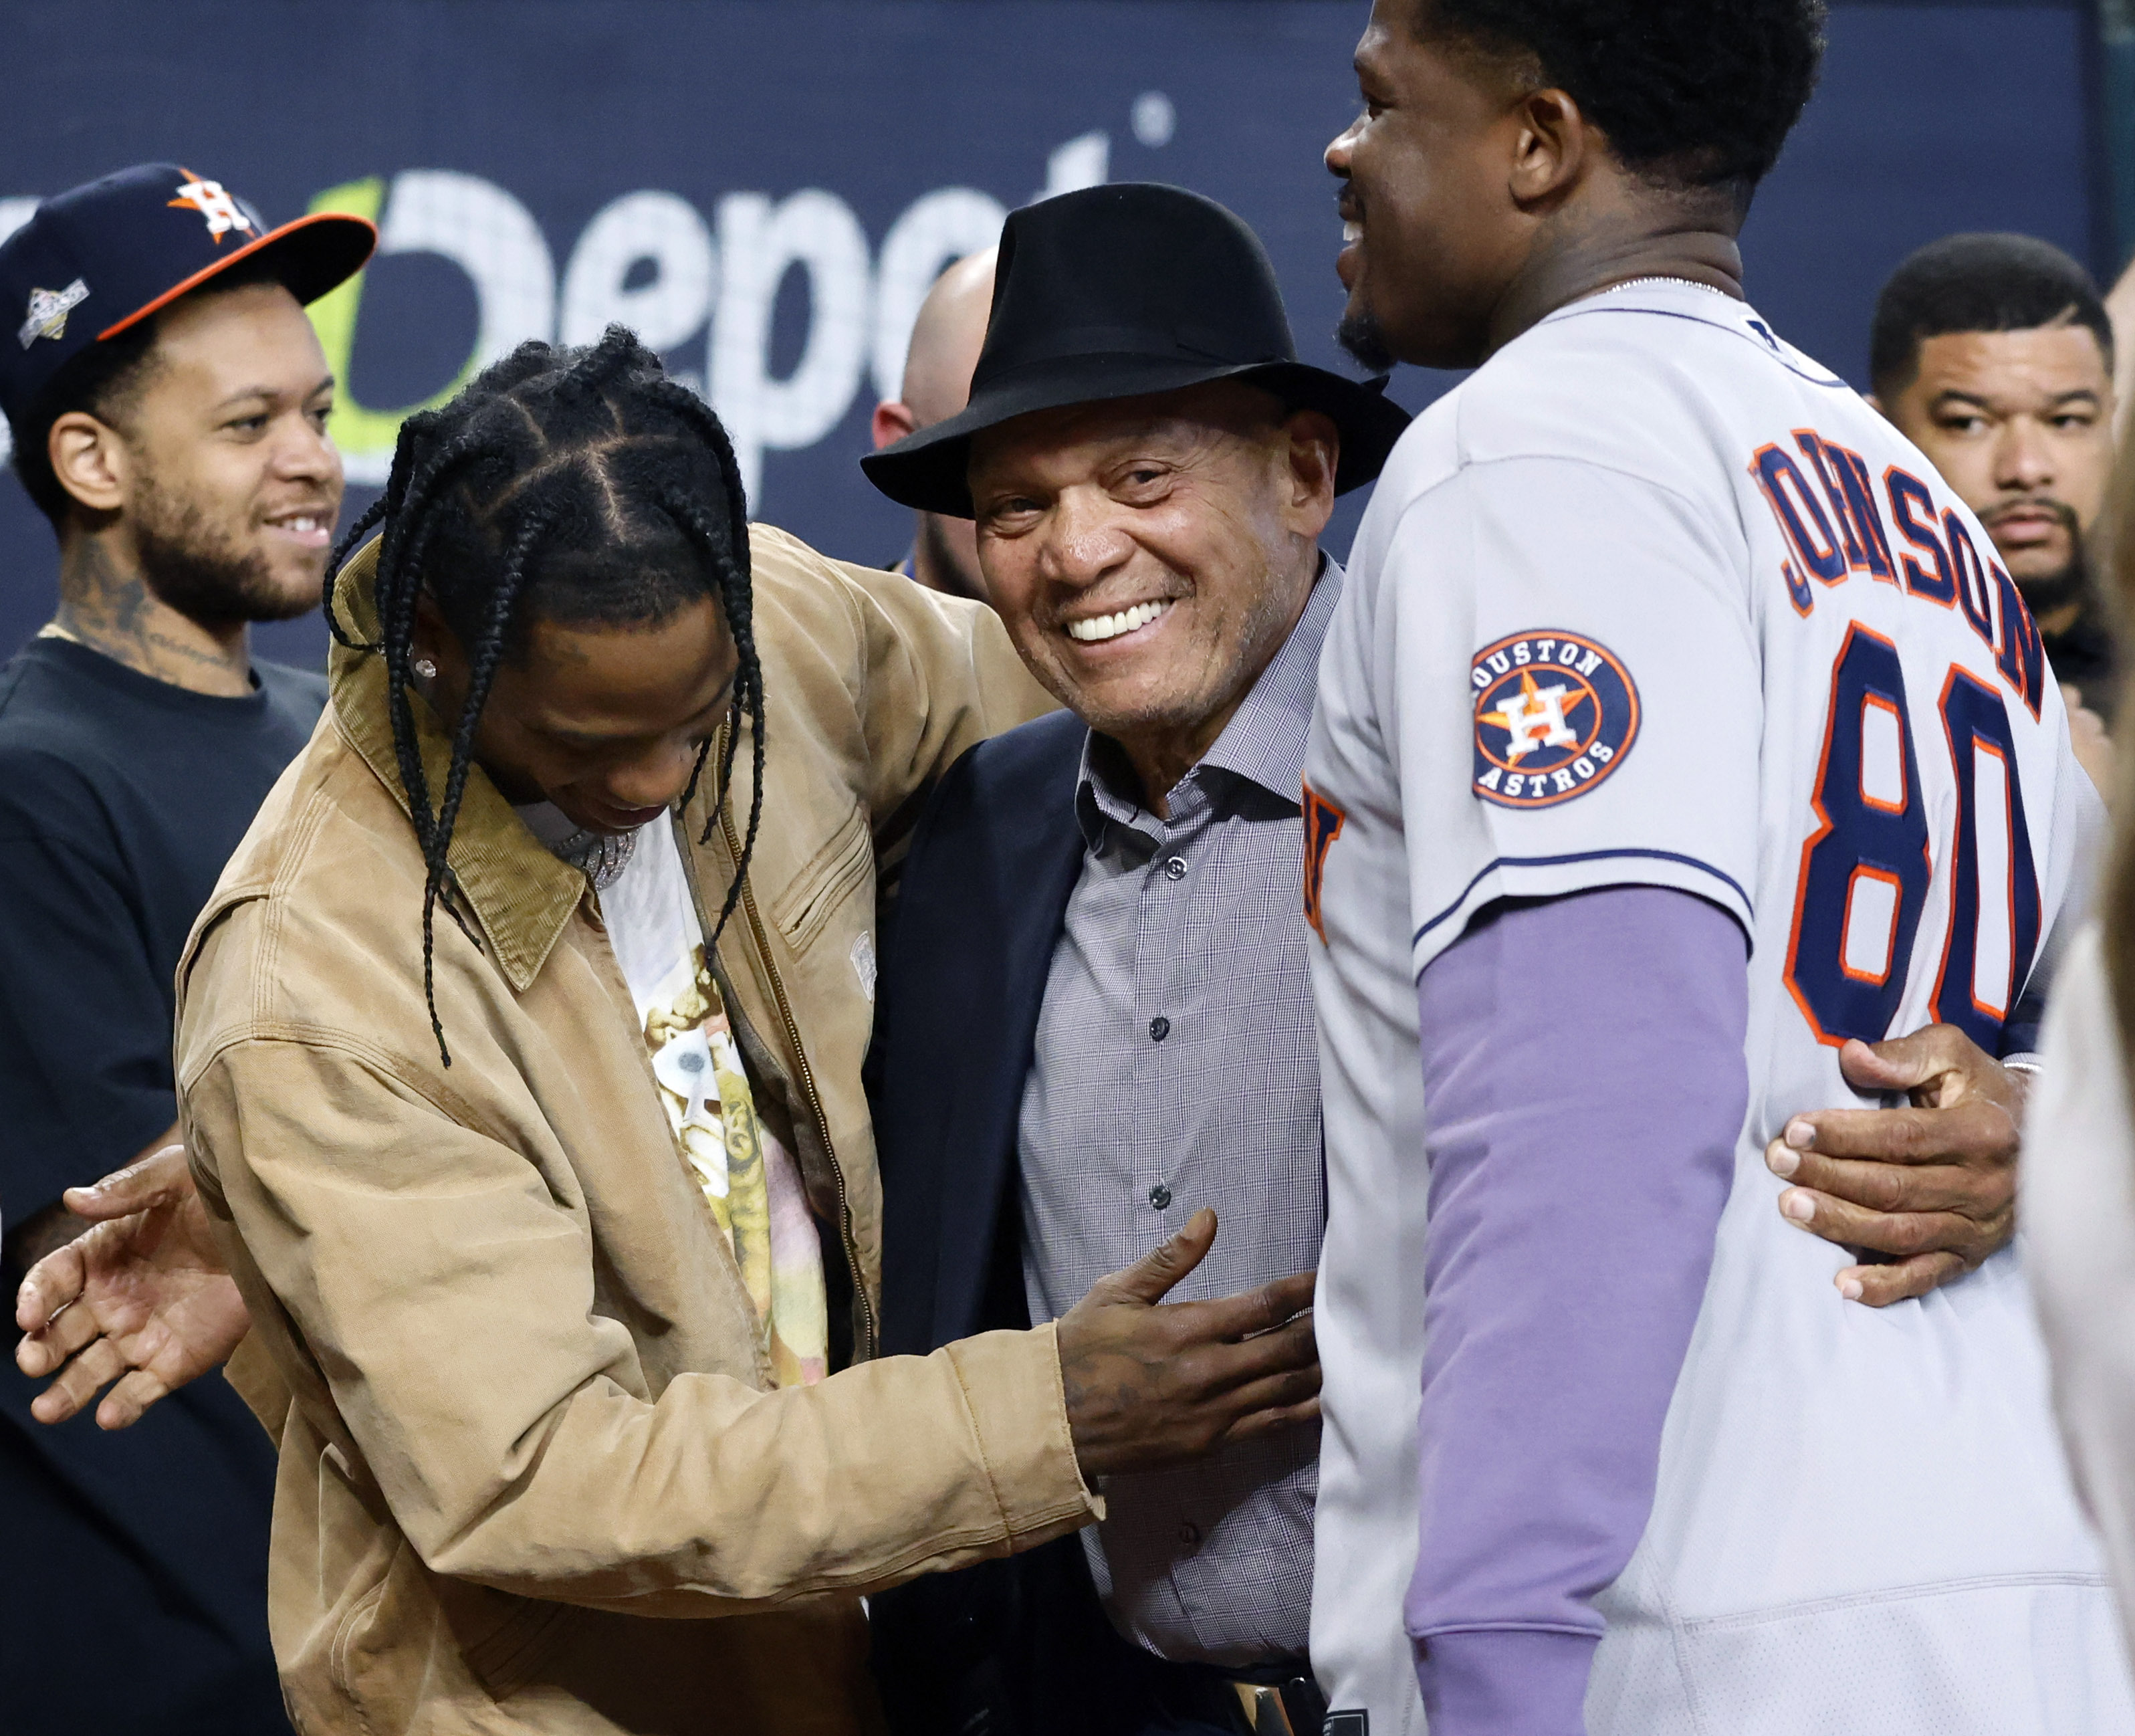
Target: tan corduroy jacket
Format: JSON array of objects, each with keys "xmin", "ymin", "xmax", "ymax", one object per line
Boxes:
[{"xmin": 175, "ymin": 527, "xmax": 1090, "ymax": 1735}]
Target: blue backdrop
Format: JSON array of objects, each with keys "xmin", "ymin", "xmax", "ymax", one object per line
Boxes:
[{"xmin": 0, "ymin": 0, "xmax": 2104, "ymax": 666}]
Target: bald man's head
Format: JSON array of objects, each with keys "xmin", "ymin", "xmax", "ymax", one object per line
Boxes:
[
  {"xmin": 874, "ymin": 248, "xmax": 997, "ymax": 604},
  {"xmin": 900, "ymin": 248, "xmax": 996, "ymax": 429}
]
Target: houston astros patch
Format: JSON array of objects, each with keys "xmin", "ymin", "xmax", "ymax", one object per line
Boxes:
[{"xmin": 1472, "ymin": 630, "xmax": 1640, "ymax": 809}]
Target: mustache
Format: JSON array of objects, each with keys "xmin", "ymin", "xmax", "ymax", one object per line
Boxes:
[{"xmin": 1982, "ymin": 498, "xmax": 2081, "ymax": 534}]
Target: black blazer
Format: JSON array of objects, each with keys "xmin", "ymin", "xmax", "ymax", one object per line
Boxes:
[
  {"xmin": 873, "ymin": 708, "xmax": 1088, "ymax": 1358},
  {"xmin": 867, "ymin": 710, "xmax": 1153, "ymax": 1736}
]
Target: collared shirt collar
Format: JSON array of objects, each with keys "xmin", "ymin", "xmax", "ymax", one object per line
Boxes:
[
  {"xmin": 1076, "ymin": 554, "xmax": 1343, "ymax": 849},
  {"xmin": 328, "ymin": 538, "xmax": 589, "ymax": 992}
]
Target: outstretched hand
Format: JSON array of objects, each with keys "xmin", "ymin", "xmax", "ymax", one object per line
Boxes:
[
  {"xmin": 1056, "ymin": 1207, "xmax": 1319, "ymax": 1479},
  {"xmin": 1764, "ymin": 1025, "xmax": 2021, "ymax": 1307},
  {"xmin": 15, "ymin": 1144, "xmax": 249, "ymax": 1429}
]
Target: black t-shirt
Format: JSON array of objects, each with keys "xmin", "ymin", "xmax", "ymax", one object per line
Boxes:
[
  {"xmin": 2043, "ymin": 601, "xmax": 2118, "ymax": 724},
  {"xmin": 0, "ymin": 637, "xmax": 325, "ymax": 1230}
]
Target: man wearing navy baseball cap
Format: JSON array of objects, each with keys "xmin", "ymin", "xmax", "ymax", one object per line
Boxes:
[{"xmin": 0, "ymin": 162, "xmax": 371, "ymax": 1735}]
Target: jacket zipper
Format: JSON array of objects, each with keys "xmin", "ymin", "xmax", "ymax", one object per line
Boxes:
[{"xmin": 698, "ymin": 746, "xmax": 879, "ymax": 1363}]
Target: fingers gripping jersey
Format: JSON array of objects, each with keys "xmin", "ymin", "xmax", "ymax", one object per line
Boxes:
[{"xmin": 1305, "ymin": 284, "xmax": 2123, "ymax": 1733}]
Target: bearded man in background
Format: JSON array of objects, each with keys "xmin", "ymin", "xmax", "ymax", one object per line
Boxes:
[{"xmin": 0, "ymin": 162, "xmax": 372, "ymax": 1735}]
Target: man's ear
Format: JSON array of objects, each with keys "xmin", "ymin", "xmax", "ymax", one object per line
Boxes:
[
  {"xmin": 872, "ymin": 399, "xmax": 919, "ymax": 453},
  {"xmin": 1507, "ymin": 86, "xmax": 1589, "ymax": 211},
  {"xmin": 1284, "ymin": 410, "xmax": 1341, "ymax": 536},
  {"xmin": 409, "ymin": 590, "xmax": 461, "ymax": 676},
  {"xmin": 47, "ymin": 411, "xmax": 130, "ymax": 516},
  {"xmin": 409, "ymin": 590, "xmax": 475, "ymax": 724}
]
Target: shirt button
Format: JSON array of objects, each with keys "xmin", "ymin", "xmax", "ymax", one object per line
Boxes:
[
  {"xmin": 1149, "ymin": 1183, "xmax": 1173, "ymax": 1210},
  {"xmin": 1163, "ymin": 855, "xmax": 1188, "ymax": 881},
  {"xmin": 1149, "ymin": 1016, "xmax": 1171, "ymax": 1042},
  {"xmin": 1179, "ymin": 1521, "xmax": 1202, "ymax": 1547},
  {"xmin": 678, "ymin": 1051, "xmax": 705, "ymax": 1073}
]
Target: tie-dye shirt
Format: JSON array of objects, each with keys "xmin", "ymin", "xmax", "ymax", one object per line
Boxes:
[{"xmin": 518, "ymin": 802, "xmax": 828, "ymax": 1388}]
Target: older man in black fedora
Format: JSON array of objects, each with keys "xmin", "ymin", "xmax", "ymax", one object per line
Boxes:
[{"xmin": 861, "ymin": 184, "xmax": 1407, "ymax": 1736}]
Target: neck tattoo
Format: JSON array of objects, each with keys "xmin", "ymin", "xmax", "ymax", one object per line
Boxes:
[{"xmin": 55, "ymin": 540, "xmax": 249, "ymax": 693}]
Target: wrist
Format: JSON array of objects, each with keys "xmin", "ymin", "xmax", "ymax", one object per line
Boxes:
[
  {"xmin": 1412, "ymin": 1626, "xmax": 1599, "ymax": 1736},
  {"xmin": 2001, "ymin": 1053, "xmax": 2039, "ymax": 1123}
]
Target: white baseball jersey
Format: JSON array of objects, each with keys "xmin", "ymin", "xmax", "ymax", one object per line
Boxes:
[{"xmin": 1304, "ymin": 282, "xmax": 2127, "ymax": 1733}]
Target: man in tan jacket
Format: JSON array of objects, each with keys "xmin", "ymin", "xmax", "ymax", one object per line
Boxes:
[{"xmin": 15, "ymin": 333, "xmax": 1318, "ymax": 1735}]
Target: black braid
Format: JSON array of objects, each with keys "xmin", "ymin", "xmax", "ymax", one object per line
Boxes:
[
  {"xmin": 322, "ymin": 495, "xmax": 387, "ymax": 646},
  {"xmin": 324, "ymin": 326, "xmax": 763, "ymax": 1067},
  {"xmin": 661, "ymin": 489, "xmax": 766, "ymax": 951},
  {"xmin": 374, "ymin": 423, "xmax": 522, "ymax": 865},
  {"xmin": 678, "ymin": 736, "xmax": 717, "ymax": 816},
  {"xmin": 641, "ymin": 368, "xmax": 760, "ymax": 876},
  {"xmin": 645, "ymin": 374, "xmax": 752, "ymax": 552},
  {"xmin": 324, "ymin": 400, "xmax": 457, "ymax": 648},
  {"xmin": 415, "ymin": 510, "xmax": 552, "ymax": 1065}
]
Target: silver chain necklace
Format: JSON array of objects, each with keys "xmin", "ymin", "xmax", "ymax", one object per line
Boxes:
[
  {"xmin": 554, "ymin": 827, "xmax": 638, "ymax": 890},
  {"xmin": 1601, "ymin": 275, "xmax": 1732, "ymax": 299}
]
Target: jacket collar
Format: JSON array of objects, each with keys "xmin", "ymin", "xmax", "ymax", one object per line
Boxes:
[{"xmin": 328, "ymin": 537, "xmax": 588, "ymax": 992}]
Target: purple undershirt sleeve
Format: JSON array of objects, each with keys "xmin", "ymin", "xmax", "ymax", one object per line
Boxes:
[{"xmin": 1407, "ymin": 885, "xmax": 1749, "ymax": 1736}]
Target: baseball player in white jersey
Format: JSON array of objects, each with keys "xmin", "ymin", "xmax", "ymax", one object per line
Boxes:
[{"xmin": 1303, "ymin": 3, "xmax": 2134, "ymax": 1733}]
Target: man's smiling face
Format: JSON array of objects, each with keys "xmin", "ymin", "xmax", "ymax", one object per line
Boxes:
[
  {"xmin": 1326, "ymin": 0, "xmax": 1532, "ymax": 372},
  {"xmin": 90, "ymin": 281, "xmax": 343, "ymax": 625},
  {"xmin": 968, "ymin": 381, "xmax": 1336, "ymax": 798}
]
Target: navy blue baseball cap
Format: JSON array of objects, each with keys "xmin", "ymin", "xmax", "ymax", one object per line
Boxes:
[{"xmin": 0, "ymin": 162, "xmax": 376, "ymax": 425}]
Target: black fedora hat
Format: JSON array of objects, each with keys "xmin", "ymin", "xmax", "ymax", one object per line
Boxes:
[{"xmin": 861, "ymin": 183, "xmax": 1411, "ymax": 518}]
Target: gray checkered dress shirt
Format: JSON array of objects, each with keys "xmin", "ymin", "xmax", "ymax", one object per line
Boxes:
[{"xmin": 1016, "ymin": 562, "xmax": 1339, "ymax": 1668}]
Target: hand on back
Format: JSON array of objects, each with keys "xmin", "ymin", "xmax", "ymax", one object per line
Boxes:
[{"xmin": 1765, "ymin": 1024, "xmax": 2021, "ymax": 1307}]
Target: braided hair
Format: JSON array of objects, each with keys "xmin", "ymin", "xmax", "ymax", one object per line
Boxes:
[{"xmin": 324, "ymin": 327, "xmax": 765, "ymax": 1067}]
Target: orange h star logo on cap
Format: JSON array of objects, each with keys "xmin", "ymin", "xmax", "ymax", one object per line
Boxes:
[{"xmin": 167, "ymin": 172, "xmax": 256, "ymax": 245}]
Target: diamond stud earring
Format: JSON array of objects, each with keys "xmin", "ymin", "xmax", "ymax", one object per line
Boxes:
[{"xmin": 413, "ymin": 657, "xmax": 438, "ymax": 681}]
